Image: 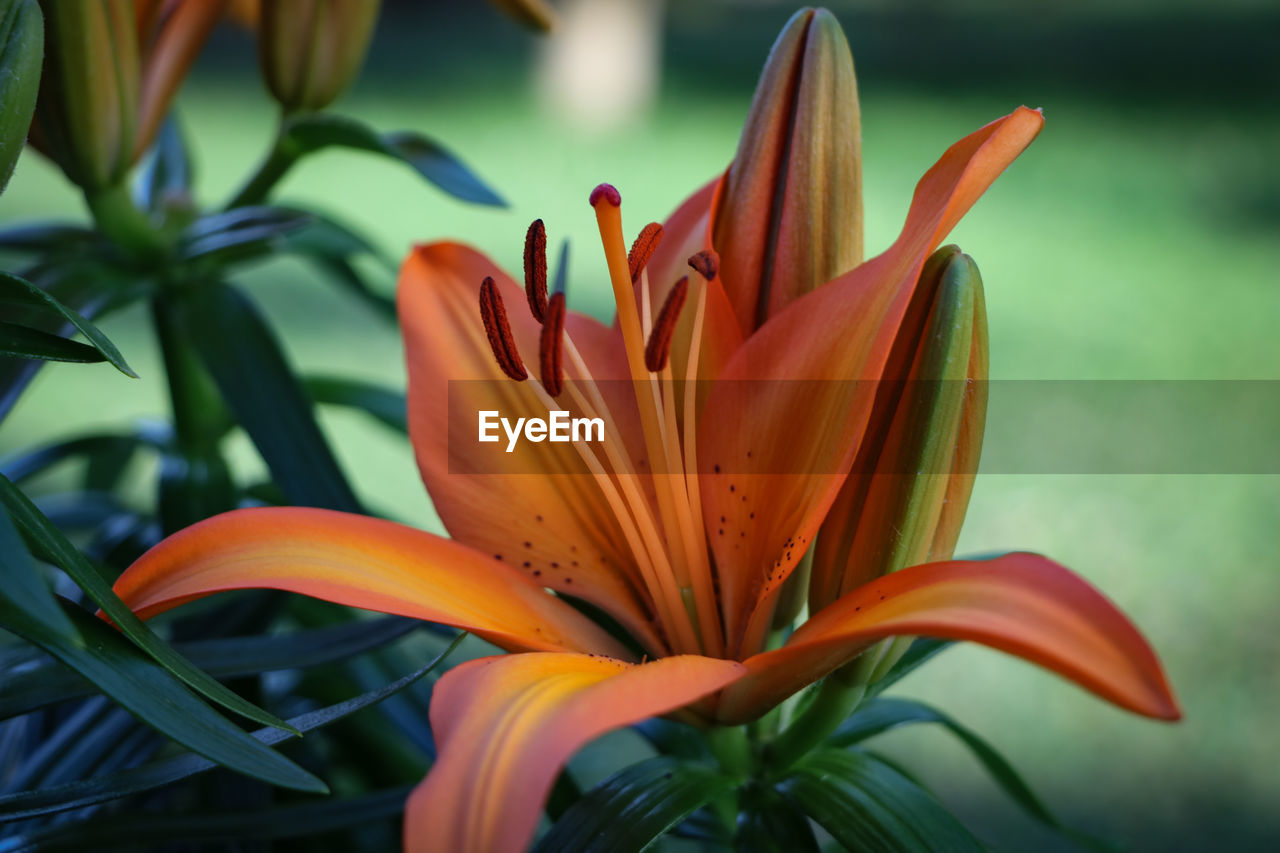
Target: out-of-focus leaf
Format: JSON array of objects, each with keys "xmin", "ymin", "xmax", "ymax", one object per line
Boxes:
[
  {"xmin": 175, "ymin": 283, "xmax": 361, "ymax": 513},
  {"xmin": 283, "ymin": 212, "xmax": 397, "ymax": 320},
  {"xmin": 552, "ymin": 238, "xmax": 569, "ymax": 296},
  {"xmin": 0, "ymin": 633, "xmax": 463, "ymax": 822},
  {"xmin": 0, "ymin": 604, "xmax": 325, "ymax": 796},
  {"xmin": 737, "ymin": 786, "xmax": 820, "ymax": 853},
  {"xmin": 830, "ymin": 698, "xmax": 1101, "ymax": 847},
  {"xmin": 0, "ymin": 323, "xmax": 106, "ymax": 364},
  {"xmin": 181, "ymin": 206, "xmax": 311, "ymax": 264},
  {"xmin": 0, "ymin": 785, "xmax": 411, "ymax": 852},
  {"xmin": 306, "ymin": 375, "xmax": 407, "ymax": 433},
  {"xmin": 0, "ymin": 474, "xmax": 297, "ymax": 732},
  {"xmin": 133, "ymin": 115, "xmax": 193, "ymax": 215},
  {"xmin": 0, "ymin": 272, "xmax": 135, "ymax": 375},
  {"xmin": 868, "ymin": 637, "xmax": 953, "ymax": 697},
  {"xmin": 283, "ymin": 114, "xmax": 506, "ymax": 207},
  {"xmin": 0, "ymin": 222, "xmax": 96, "ymax": 254},
  {"xmin": 634, "ymin": 718, "xmax": 712, "ymax": 761},
  {"xmin": 778, "ymin": 748, "xmax": 982, "ymax": 853},
  {"xmin": 0, "ymin": 0, "xmax": 42, "ymax": 194},
  {"xmin": 1, "ymin": 433, "xmax": 152, "ymax": 485},
  {"xmin": 535, "ymin": 756, "xmax": 737, "ymax": 853},
  {"xmin": 2, "ymin": 616, "xmax": 422, "ymax": 719},
  {"xmin": 0, "ymin": 505, "xmax": 75, "ymax": 637}
]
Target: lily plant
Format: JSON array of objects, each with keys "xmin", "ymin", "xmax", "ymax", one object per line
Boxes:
[{"xmin": 109, "ymin": 8, "xmax": 1178, "ymax": 851}]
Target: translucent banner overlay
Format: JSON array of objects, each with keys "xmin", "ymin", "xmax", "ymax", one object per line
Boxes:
[{"xmin": 445, "ymin": 380, "xmax": 1280, "ymax": 475}]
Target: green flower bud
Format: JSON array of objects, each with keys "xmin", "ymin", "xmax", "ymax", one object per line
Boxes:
[
  {"xmin": 34, "ymin": 0, "xmax": 140, "ymax": 191},
  {"xmin": 258, "ymin": 0, "xmax": 381, "ymax": 112},
  {"xmin": 0, "ymin": 0, "xmax": 42, "ymax": 194},
  {"xmin": 714, "ymin": 6, "xmax": 862, "ymax": 332},
  {"xmin": 809, "ymin": 246, "xmax": 989, "ymax": 613}
]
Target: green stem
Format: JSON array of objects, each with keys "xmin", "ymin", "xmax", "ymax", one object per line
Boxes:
[
  {"xmin": 226, "ymin": 120, "xmax": 299, "ymax": 209},
  {"xmin": 152, "ymin": 295, "xmax": 224, "ymax": 454},
  {"xmin": 706, "ymin": 724, "xmax": 753, "ymax": 779},
  {"xmin": 84, "ymin": 183, "xmax": 168, "ymax": 260},
  {"xmin": 765, "ymin": 651, "xmax": 881, "ymax": 772}
]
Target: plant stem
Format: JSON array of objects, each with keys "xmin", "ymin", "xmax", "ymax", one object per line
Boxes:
[
  {"xmin": 151, "ymin": 294, "xmax": 224, "ymax": 455},
  {"xmin": 226, "ymin": 121, "xmax": 297, "ymax": 209},
  {"xmin": 84, "ymin": 183, "xmax": 168, "ymax": 260},
  {"xmin": 706, "ymin": 724, "xmax": 753, "ymax": 779},
  {"xmin": 765, "ymin": 650, "xmax": 881, "ymax": 772}
]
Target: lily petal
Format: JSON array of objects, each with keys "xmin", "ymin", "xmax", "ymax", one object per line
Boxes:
[
  {"xmin": 717, "ymin": 552, "xmax": 1180, "ymax": 724},
  {"xmin": 400, "ymin": 243, "xmax": 662, "ymax": 651},
  {"xmin": 112, "ymin": 507, "xmax": 628, "ymax": 657},
  {"xmin": 698, "ymin": 107, "xmax": 1045, "ymax": 655},
  {"xmin": 404, "ymin": 652, "xmax": 745, "ymax": 853}
]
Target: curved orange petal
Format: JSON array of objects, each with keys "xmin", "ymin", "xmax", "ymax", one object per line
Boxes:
[
  {"xmin": 399, "ymin": 243, "xmax": 662, "ymax": 651},
  {"xmin": 717, "ymin": 552, "xmax": 1179, "ymax": 724},
  {"xmin": 112, "ymin": 507, "xmax": 627, "ymax": 657},
  {"xmin": 404, "ymin": 652, "xmax": 745, "ymax": 853},
  {"xmin": 135, "ymin": 0, "xmax": 226, "ymax": 157},
  {"xmin": 698, "ymin": 107, "xmax": 1045, "ymax": 655}
]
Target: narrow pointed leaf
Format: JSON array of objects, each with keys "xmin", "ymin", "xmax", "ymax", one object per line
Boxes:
[
  {"xmin": 0, "ymin": 506, "xmax": 75, "ymax": 637},
  {"xmin": 0, "ymin": 634, "xmax": 462, "ymax": 822},
  {"xmin": 0, "ymin": 272, "xmax": 135, "ymax": 376},
  {"xmin": 306, "ymin": 375, "xmax": 407, "ymax": 433},
  {"xmin": 0, "ymin": 474, "xmax": 297, "ymax": 732},
  {"xmin": 535, "ymin": 756, "xmax": 737, "ymax": 853}
]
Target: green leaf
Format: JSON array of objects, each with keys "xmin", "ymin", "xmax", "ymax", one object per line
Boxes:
[
  {"xmin": 736, "ymin": 786, "xmax": 820, "ymax": 853},
  {"xmin": 0, "ymin": 504, "xmax": 76, "ymax": 637},
  {"xmin": 284, "ymin": 114, "xmax": 506, "ymax": 207},
  {"xmin": 829, "ymin": 697, "xmax": 1103, "ymax": 848},
  {"xmin": 778, "ymin": 748, "xmax": 984, "ymax": 853},
  {"xmin": 175, "ymin": 282, "xmax": 361, "ymax": 513},
  {"xmin": 0, "ymin": 633, "xmax": 463, "ymax": 822},
  {"xmin": 534, "ymin": 756, "xmax": 738, "ymax": 853},
  {"xmin": 0, "ymin": 222, "xmax": 96, "ymax": 254},
  {"xmin": 0, "ymin": 604, "xmax": 326, "ymax": 795},
  {"xmin": 868, "ymin": 637, "xmax": 952, "ymax": 697},
  {"xmin": 0, "ymin": 0, "xmax": 42, "ymax": 194},
  {"xmin": 0, "ymin": 473, "xmax": 297, "ymax": 733},
  {"xmin": 306, "ymin": 375, "xmax": 407, "ymax": 433},
  {"xmin": 1, "ymin": 432, "xmax": 154, "ymax": 485},
  {"xmin": 0, "ymin": 785, "xmax": 412, "ymax": 851},
  {"xmin": 2, "ymin": 616, "xmax": 421, "ymax": 719},
  {"xmin": 0, "ymin": 322, "xmax": 107, "ymax": 364},
  {"xmin": 133, "ymin": 114, "xmax": 193, "ymax": 214},
  {"xmin": 181, "ymin": 206, "xmax": 311, "ymax": 264},
  {"xmin": 0, "ymin": 272, "xmax": 135, "ymax": 376}
]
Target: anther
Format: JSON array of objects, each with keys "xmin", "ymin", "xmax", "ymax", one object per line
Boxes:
[
  {"xmin": 524, "ymin": 219, "xmax": 548, "ymax": 323},
  {"xmin": 628, "ymin": 222, "xmax": 664, "ymax": 283},
  {"xmin": 540, "ymin": 292, "xmax": 566, "ymax": 396},
  {"xmin": 644, "ymin": 276, "xmax": 688, "ymax": 372},
  {"xmin": 688, "ymin": 249, "xmax": 719, "ymax": 281},
  {"xmin": 589, "ymin": 183, "xmax": 622, "ymax": 208},
  {"xmin": 479, "ymin": 277, "xmax": 527, "ymax": 381}
]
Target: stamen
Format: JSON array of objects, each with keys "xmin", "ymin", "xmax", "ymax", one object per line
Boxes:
[
  {"xmin": 688, "ymin": 249, "xmax": 719, "ymax": 281},
  {"xmin": 628, "ymin": 222, "xmax": 664, "ymax": 283},
  {"xmin": 479, "ymin": 276, "xmax": 527, "ymax": 381},
  {"xmin": 644, "ymin": 276, "xmax": 688, "ymax": 372},
  {"xmin": 589, "ymin": 182, "xmax": 622, "ymax": 207},
  {"xmin": 524, "ymin": 219, "xmax": 549, "ymax": 323},
  {"xmin": 540, "ymin": 292, "xmax": 566, "ymax": 396}
]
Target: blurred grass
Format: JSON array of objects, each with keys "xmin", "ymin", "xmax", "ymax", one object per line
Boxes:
[{"xmin": 2, "ymin": 14, "xmax": 1279, "ymax": 849}]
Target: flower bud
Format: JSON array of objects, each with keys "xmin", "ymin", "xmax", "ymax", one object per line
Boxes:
[
  {"xmin": 713, "ymin": 7, "xmax": 862, "ymax": 332},
  {"xmin": 258, "ymin": 0, "xmax": 381, "ymax": 112},
  {"xmin": 809, "ymin": 246, "xmax": 989, "ymax": 614},
  {"xmin": 34, "ymin": 0, "xmax": 140, "ymax": 191},
  {"xmin": 0, "ymin": 0, "xmax": 42, "ymax": 194}
]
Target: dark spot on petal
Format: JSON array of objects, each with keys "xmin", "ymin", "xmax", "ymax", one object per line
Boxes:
[
  {"xmin": 551, "ymin": 562, "xmax": 560, "ymax": 568},
  {"xmin": 523, "ymin": 561, "xmax": 532, "ymax": 568}
]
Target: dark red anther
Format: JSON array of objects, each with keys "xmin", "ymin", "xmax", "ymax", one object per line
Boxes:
[
  {"xmin": 627, "ymin": 222, "xmax": 664, "ymax": 283},
  {"xmin": 688, "ymin": 249, "xmax": 719, "ymax": 281},
  {"xmin": 524, "ymin": 219, "xmax": 548, "ymax": 323},
  {"xmin": 589, "ymin": 183, "xmax": 621, "ymax": 207},
  {"xmin": 540, "ymin": 292, "xmax": 566, "ymax": 396},
  {"xmin": 644, "ymin": 276, "xmax": 688, "ymax": 372},
  {"xmin": 479, "ymin": 276, "xmax": 527, "ymax": 381}
]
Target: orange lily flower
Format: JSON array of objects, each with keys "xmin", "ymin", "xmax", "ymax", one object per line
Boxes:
[{"xmin": 110, "ymin": 10, "xmax": 1179, "ymax": 852}]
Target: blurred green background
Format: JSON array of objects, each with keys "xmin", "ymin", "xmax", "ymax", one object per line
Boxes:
[{"xmin": 2, "ymin": 0, "xmax": 1277, "ymax": 849}]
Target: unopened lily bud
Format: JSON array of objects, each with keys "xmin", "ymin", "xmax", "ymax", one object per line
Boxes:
[
  {"xmin": 35, "ymin": 0, "xmax": 140, "ymax": 191},
  {"xmin": 809, "ymin": 246, "xmax": 989, "ymax": 614},
  {"xmin": 0, "ymin": 0, "xmax": 42, "ymax": 194},
  {"xmin": 487, "ymin": 0, "xmax": 555, "ymax": 33},
  {"xmin": 258, "ymin": 0, "xmax": 380, "ymax": 112},
  {"xmin": 714, "ymin": 6, "xmax": 862, "ymax": 332}
]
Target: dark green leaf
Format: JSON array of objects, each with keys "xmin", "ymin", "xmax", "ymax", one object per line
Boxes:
[
  {"xmin": 2, "ymin": 616, "xmax": 421, "ymax": 719},
  {"xmin": 0, "ymin": 0, "xmax": 42, "ymax": 194},
  {"xmin": 778, "ymin": 748, "xmax": 984, "ymax": 852},
  {"xmin": 1, "ymin": 433, "xmax": 152, "ymax": 485},
  {"xmin": 133, "ymin": 115, "xmax": 193, "ymax": 214},
  {"xmin": 306, "ymin": 375, "xmax": 407, "ymax": 433},
  {"xmin": 0, "ymin": 272, "xmax": 135, "ymax": 376},
  {"xmin": 0, "ymin": 322, "xmax": 107, "ymax": 364},
  {"xmin": 552, "ymin": 239, "xmax": 569, "ymax": 296},
  {"xmin": 829, "ymin": 697, "xmax": 1102, "ymax": 847},
  {"xmin": 181, "ymin": 206, "xmax": 311, "ymax": 264},
  {"xmin": 0, "ymin": 604, "xmax": 325, "ymax": 795},
  {"xmin": 176, "ymin": 282, "xmax": 361, "ymax": 513},
  {"xmin": 0, "ymin": 633, "xmax": 463, "ymax": 821},
  {"xmin": 736, "ymin": 786, "xmax": 820, "ymax": 853},
  {"xmin": 0, "ymin": 222, "xmax": 96, "ymax": 254},
  {"xmin": 0, "ymin": 473, "xmax": 297, "ymax": 732},
  {"xmin": 1, "ymin": 785, "xmax": 411, "ymax": 852},
  {"xmin": 284, "ymin": 114, "xmax": 506, "ymax": 207},
  {"xmin": 535, "ymin": 756, "xmax": 737, "ymax": 853},
  {"xmin": 0, "ymin": 505, "xmax": 75, "ymax": 637},
  {"xmin": 634, "ymin": 718, "xmax": 712, "ymax": 761},
  {"xmin": 868, "ymin": 637, "xmax": 953, "ymax": 697}
]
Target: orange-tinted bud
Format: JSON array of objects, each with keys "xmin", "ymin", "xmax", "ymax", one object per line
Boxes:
[
  {"xmin": 258, "ymin": 0, "xmax": 380, "ymax": 112},
  {"xmin": 714, "ymin": 7, "xmax": 862, "ymax": 332}
]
